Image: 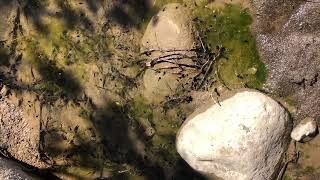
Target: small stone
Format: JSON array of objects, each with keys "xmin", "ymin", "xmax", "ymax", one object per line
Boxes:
[
  {"xmin": 290, "ymin": 117, "xmax": 318, "ymax": 142},
  {"xmin": 0, "ymin": 85, "xmax": 9, "ymax": 96},
  {"xmin": 246, "ymin": 67, "xmax": 257, "ymax": 75},
  {"xmin": 137, "ymin": 118, "xmax": 155, "ymax": 138}
]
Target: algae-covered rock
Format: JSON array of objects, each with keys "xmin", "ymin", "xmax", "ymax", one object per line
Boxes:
[
  {"xmin": 176, "ymin": 90, "xmax": 291, "ymax": 180},
  {"xmin": 141, "ymin": 3, "xmax": 198, "ymax": 103}
]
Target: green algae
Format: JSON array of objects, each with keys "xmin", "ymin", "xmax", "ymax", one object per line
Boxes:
[
  {"xmin": 304, "ymin": 166, "xmax": 316, "ymax": 174},
  {"xmin": 22, "ymin": 0, "xmax": 110, "ymax": 67},
  {"xmin": 283, "ymin": 173, "xmax": 292, "ymax": 180},
  {"xmin": 24, "ymin": 38, "xmax": 82, "ymax": 99},
  {"xmin": 193, "ymin": 3, "xmax": 267, "ymax": 89},
  {"xmin": 8, "ymin": 1, "xmax": 269, "ymax": 179},
  {"xmin": 131, "ymin": 96, "xmax": 153, "ymax": 120},
  {"xmin": 138, "ymin": 1, "xmax": 267, "ymax": 88},
  {"xmin": 19, "ymin": 0, "xmax": 113, "ymax": 100},
  {"xmin": 282, "ymin": 95, "xmax": 297, "ymax": 107}
]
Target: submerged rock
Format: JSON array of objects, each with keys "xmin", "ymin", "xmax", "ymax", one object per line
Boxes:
[
  {"xmin": 141, "ymin": 3, "xmax": 198, "ymax": 103},
  {"xmin": 176, "ymin": 90, "xmax": 291, "ymax": 180},
  {"xmin": 0, "ymin": 98, "xmax": 49, "ymax": 168},
  {"xmin": 0, "ymin": 157, "xmax": 40, "ymax": 180},
  {"xmin": 291, "ymin": 117, "xmax": 318, "ymax": 142},
  {"xmin": 141, "ymin": 3, "xmax": 196, "ymax": 53}
]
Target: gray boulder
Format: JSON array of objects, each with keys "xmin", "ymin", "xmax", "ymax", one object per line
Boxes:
[{"xmin": 252, "ymin": 0, "xmax": 320, "ymax": 120}]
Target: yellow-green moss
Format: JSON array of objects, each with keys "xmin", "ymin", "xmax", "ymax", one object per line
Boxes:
[
  {"xmin": 131, "ymin": 96, "xmax": 153, "ymax": 119},
  {"xmin": 193, "ymin": 3, "xmax": 267, "ymax": 89},
  {"xmin": 282, "ymin": 96, "xmax": 297, "ymax": 107},
  {"xmin": 304, "ymin": 166, "xmax": 316, "ymax": 174},
  {"xmin": 283, "ymin": 173, "xmax": 292, "ymax": 180}
]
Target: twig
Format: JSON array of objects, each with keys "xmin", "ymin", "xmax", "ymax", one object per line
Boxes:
[
  {"xmin": 195, "ymin": 47, "xmax": 224, "ymax": 89},
  {"xmin": 216, "ymin": 63, "xmax": 231, "ymax": 90},
  {"xmin": 162, "ymin": 95, "xmax": 193, "ymax": 112},
  {"xmin": 122, "ymin": 58, "xmax": 145, "ymax": 68},
  {"xmin": 146, "ymin": 54, "xmax": 198, "ymax": 68},
  {"xmin": 156, "ymin": 66, "xmax": 181, "ymax": 70},
  {"xmin": 197, "ymin": 31, "xmax": 206, "ymax": 53},
  {"xmin": 193, "ymin": 58, "xmax": 210, "ymax": 80},
  {"xmin": 276, "ymin": 142, "xmax": 300, "ymax": 180},
  {"xmin": 140, "ymin": 48, "xmax": 199, "ymax": 55},
  {"xmin": 145, "ymin": 53, "xmax": 197, "ymax": 66},
  {"xmin": 156, "ymin": 59, "xmax": 200, "ymax": 69}
]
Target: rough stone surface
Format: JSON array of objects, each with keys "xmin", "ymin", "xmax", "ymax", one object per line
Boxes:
[
  {"xmin": 176, "ymin": 90, "xmax": 291, "ymax": 180},
  {"xmin": 0, "ymin": 1, "xmax": 17, "ymax": 40},
  {"xmin": 141, "ymin": 3, "xmax": 196, "ymax": 55},
  {"xmin": 251, "ymin": 0, "xmax": 320, "ymax": 120},
  {"xmin": 0, "ymin": 98, "xmax": 49, "ymax": 168},
  {"xmin": 141, "ymin": 3, "xmax": 198, "ymax": 103},
  {"xmin": 291, "ymin": 117, "xmax": 318, "ymax": 142},
  {"xmin": 0, "ymin": 157, "xmax": 39, "ymax": 180},
  {"xmin": 0, "ymin": 85, "xmax": 9, "ymax": 97}
]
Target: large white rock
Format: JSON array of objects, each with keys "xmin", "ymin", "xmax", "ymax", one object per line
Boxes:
[
  {"xmin": 291, "ymin": 117, "xmax": 318, "ymax": 142},
  {"xmin": 176, "ymin": 90, "xmax": 291, "ymax": 180}
]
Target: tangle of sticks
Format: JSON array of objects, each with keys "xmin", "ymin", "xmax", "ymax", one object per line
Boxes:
[{"xmin": 140, "ymin": 44, "xmax": 225, "ymax": 90}]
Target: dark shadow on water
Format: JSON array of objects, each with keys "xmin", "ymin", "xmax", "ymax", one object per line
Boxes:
[
  {"xmin": 41, "ymin": 96, "xmax": 208, "ymax": 179},
  {"xmin": 0, "ymin": 0, "xmax": 13, "ymax": 11},
  {"xmin": 85, "ymin": 0, "xmax": 100, "ymax": 13},
  {"xmin": 173, "ymin": 159, "xmax": 208, "ymax": 180},
  {"xmin": 33, "ymin": 55, "xmax": 82, "ymax": 100},
  {"xmin": 93, "ymin": 102, "xmax": 167, "ymax": 179},
  {"xmin": 108, "ymin": 6, "xmax": 133, "ymax": 27},
  {"xmin": 79, "ymin": 10, "xmax": 95, "ymax": 33},
  {"xmin": 0, "ymin": 47, "xmax": 10, "ymax": 67},
  {"xmin": 16, "ymin": 0, "xmax": 96, "ymax": 34},
  {"xmin": 106, "ymin": 0, "xmax": 154, "ymax": 28},
  {"xmin": 20, "ymin": 0, "xmax": 49, "ymax": 34},
  {"xmin": 55, "ymin": 0, "xmax": 79, "ymax": 30}
]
